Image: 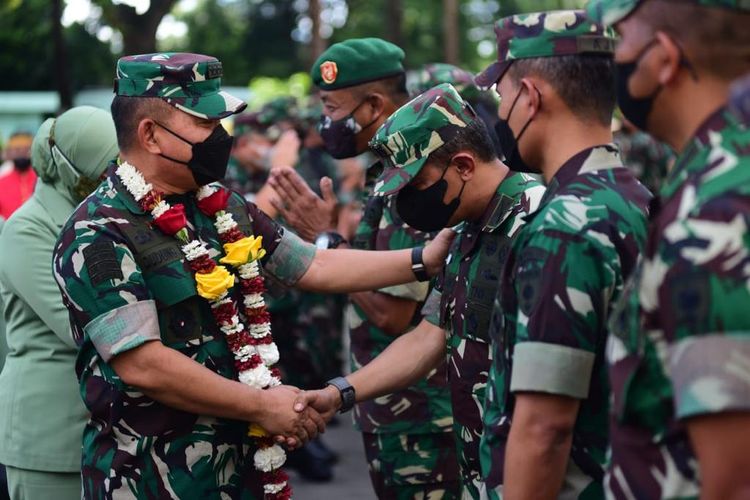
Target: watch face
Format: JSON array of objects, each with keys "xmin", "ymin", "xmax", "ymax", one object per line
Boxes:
[{"xmin": 315, "ymin": 234, "xmax": 330, "ymax": 250}]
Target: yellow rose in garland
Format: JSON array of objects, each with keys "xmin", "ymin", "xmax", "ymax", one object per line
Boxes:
[
  {"xmin": 195, "ymin": 265, "xmax": 235, "ymax": 300},
  {"xmin": 220, "ymin": 236, "xmax": 267, "ymax": 266}
]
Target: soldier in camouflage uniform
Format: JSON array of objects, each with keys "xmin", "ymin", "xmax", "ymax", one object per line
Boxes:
[
  {"xmin": 472, "ymin": 11, "xmax": 652, "ymax": 499},
  {"xmin": 614, "ymin": 117, "xmax": 673, "ymax": 194},
  {"xmin": 300, "ymin": 83, "xmax": 546, "ymax": 499},
  {"xmin": 50, "ymin": 52, "xmax": 455, "ymax": 500},
  {"xmin": 589, "ymin": 1, "xmax": 750, "ymax": 498},
  {"xmin": 409, "ymin": 63, "xmax": 503, "ymax": 157},
  {"xmin": 268, "ymin": 38, "xmax": 462, "ymax": 499}
]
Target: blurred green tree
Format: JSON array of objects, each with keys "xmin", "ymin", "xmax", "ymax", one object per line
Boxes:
[{"xmin": 0, "ymin": 0, "xmax": 115, "ymax": 93}]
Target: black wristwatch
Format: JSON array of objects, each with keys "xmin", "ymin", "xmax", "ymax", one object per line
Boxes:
[
  {"xmin": 326, "ymin": 376, "xmax": 356, "ymax": 413},
  {"xmin": 411, "ymin": 246, "xmax": 430, "ymax": 282},
  {"xmin": 315, "ymin": 231, "xmax": 348, "ymax": 250}
]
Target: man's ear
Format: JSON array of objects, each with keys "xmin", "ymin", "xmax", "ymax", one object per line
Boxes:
[
  {"xmin": 138, "ymin": 119, "xmax": 162, "ymax": 154},
  {"xmin": 363, "ymin": 93, "xmax": 386, "ymax": 123},
  {"xmin": 452, "ymin": 152, "xmax": 477, "ymax": 181},
  {"xmin": 654, "ymin": 31, "xmax": 684, "ymax": 86},
  {"xmin": 520, "ymin": 77, "xmax": 542, "ymax": 120}
]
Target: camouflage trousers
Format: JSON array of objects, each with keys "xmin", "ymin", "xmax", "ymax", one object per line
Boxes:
[
  {"xmin": 362, "ymin": 431, "xmax": 461, "ymax": 500},
  {"xmin": 447, "ymin": 336, "xmax": 492, "ymax": 500}
]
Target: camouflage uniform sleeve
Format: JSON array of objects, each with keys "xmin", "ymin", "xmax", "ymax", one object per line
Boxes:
[
  {"xmin": 53, "ymin": 219, "xmax": 160, "ymax": 362},
  {"xmin": 245, "ymin": 200, "xmax": 317, "ymax": 286},
  {"xmin": 510, "ymin": 229, "xmax": 615, "ymax": 399},
  {"xmin": 653, "ymin": 201, "xmax": 750, "ymax": 419}
]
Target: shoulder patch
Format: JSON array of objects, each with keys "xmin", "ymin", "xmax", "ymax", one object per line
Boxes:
[{"xmin": 84, "ymin": 240, "xmax": 124, "ymax": 286}]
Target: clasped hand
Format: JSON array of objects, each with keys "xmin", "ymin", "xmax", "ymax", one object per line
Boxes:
[{"xmin": 261, "ymin": 385, "xmax": 342, "ymax": 449}]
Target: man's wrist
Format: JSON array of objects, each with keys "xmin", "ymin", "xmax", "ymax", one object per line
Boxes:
[
  {"xmin": 325, "ymin": 385, "xmax": 343, "ymax": 410},
  {"xmin": 315, "ymin": 231, "xmax": 349, "ymax": 250},
  {"xmin": 246, "ymin": 386, "xmax": 267, "ymax": 422}
]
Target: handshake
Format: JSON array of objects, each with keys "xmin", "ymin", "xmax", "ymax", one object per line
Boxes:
[{"xmin": 255, "ymin": 383, "xmax": 346, "ymax": 449}]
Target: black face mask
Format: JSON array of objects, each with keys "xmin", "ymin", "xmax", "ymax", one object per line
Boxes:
[
  {"xmin": 318, "ymin": 99, "xmax": 378, "ymax": 159},
  {"xmin": 156, "ymin": 122, "xmax": 234, "ymax": 186},
  {"xmin": 494, "ymin": 87, "xmax": 539, "ymax": 173},
  {"xmin": 396, "ymin": 163, "xmax": 465, "ymax": 233},
  {"xmin": 616, "ymin": 40, "xmax": 661, "ymax": 131},
  {"xmin": 13, "ymin": 158, "xmax": 31, "ymax": 172}
]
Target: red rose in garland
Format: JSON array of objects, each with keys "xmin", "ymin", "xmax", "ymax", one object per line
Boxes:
[
  {"xmin": 197, "ymin": 188, "xmax": 231, "ymax": 216},
  {"xmin": 153, "ymin": 203, "xmax": 187, "ymax": 236}
]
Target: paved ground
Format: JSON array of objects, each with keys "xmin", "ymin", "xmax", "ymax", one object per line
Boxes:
[{"xmin": 290, "ymin": 420, "xmax": 375, "ymax": 499}]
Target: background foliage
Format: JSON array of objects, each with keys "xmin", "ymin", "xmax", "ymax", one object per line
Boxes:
[{"xmin": 0, "ymin": 0, "xmax": 585, "ymax": 94}]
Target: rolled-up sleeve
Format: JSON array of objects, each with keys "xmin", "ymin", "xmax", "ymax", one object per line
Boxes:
[
  {"xmin": 85, "ymin": 300, "xmax": 161, "ymax": 362},
  {"xmin": 669, "ymin": 334, "xmax": 750, "ymax": 419},
  {"xmin": 511, "ymin": 342, "xmax": 596, "ymax": 398}
]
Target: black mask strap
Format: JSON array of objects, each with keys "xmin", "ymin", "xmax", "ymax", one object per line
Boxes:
[
  {"xmin": 154, "ymin": 122, "xmax": 193, "ymax": 166},
  {"xmin": 350, "ymin": 96, "xmax": 381, "ymax": 132},
  {"xmin": 506, "ymin": 85, "xmax": 541, "ymax": 148},
  {"xmin": 155, "ymin": 121, "xmax": 195, "ymax": 146},
  {"xmin": 441, "ymin": 160, "xmax": 467, "ymax": 201}
]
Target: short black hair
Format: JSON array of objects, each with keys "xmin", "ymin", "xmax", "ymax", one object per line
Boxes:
[
  {"xmin": 427, "ymin": 118, "xmax": 498, "ymax": 166},
  {"xmin": 508, "ymin": 54, "xmax": 616, "ymax": 126},
  {"xmin": 355, "ymin": 73, "xmax": 410, "ymax": 106},
  {"xmin": 636, "ymin": 0, "xmax": 750, "ymax": 81},
  {"xmin": 110, "ymin": 96, "xmax": 171, "ymax": 151}
]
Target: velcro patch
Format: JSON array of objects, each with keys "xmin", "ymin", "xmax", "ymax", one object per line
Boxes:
[
  {"xmin": 576, "ymin": 35, "xmax": 615, "ymax": 55},
  {"xmin": 206, "ymin": 62, "xmax": 223, "ymax": 79},
  {"xmin": 84, "ymin": 240, "xmax": 124, "ymax": 286}
]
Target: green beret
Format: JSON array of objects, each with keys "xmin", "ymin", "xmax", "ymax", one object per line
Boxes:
[
  {"xmin": 369, "ymin": 83, "xmax": 477, "ymax": 196},
  {"xmin": 115, "ymin": 52, "xmax": 246, "ymax": 120},
  {"xmin": 475, "ymin": 10, "xmax": 615, "ymax": 89},
  {"xmin": 587, "ymin": 0, "xmax": 750, "ymax": 26},
  {"xmin": 311, "ymin": 38, "xmax": 405, "ymax": 90}
]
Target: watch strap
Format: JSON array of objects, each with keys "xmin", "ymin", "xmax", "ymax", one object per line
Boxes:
[
  {"xmin": 411, "ymin": 246, "xmax": 430, "ymax": 282},
  {"xmin": 326, "ymin": 376, "xmax": 356, "ymax": 413}
]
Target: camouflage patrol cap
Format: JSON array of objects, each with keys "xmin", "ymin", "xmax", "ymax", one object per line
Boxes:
[
  {"xmin": 475, "ymin": 10, "xmax": 616, "ymax": 89},
  {"xmin": 587, "ymin": 0, "xmax": 750, "ymax": 26},
  {"xmin": 409, "ymin": 63, "xmax": 481, "ymax": 101},
  {"xmin": 311, "ymin": 38, "xmax": 405, "ymax": 91},
  {"xmin": 369, "ymin": 83, "xmax": 477, "ymax": 196},
  {"xmin": 114, "ymin": 52, "xmax": 246, "ymax": 120}
]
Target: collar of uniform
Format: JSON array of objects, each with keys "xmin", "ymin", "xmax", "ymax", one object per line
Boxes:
[
  {"xmin": 479, "ymin": 171, "xmax": 537, "ymax": 232},
  {"xmin": 660, "ymin": 105, "xmax": 736, "ymax": 202},
  {"xmin": 33, "ymin": 180, "xmax": 76, "ymax": 227},
  {"xmin": 108, "ymin": 163, "xmax": 146, "ymax": 215},
  {"xmin": 540, "ymin": 143, "xmax": 621, "ymax": 206}
]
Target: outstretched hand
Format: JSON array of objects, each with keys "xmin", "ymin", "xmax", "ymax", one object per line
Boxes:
[
  {"xmin": 268, "ymin": 166, "xmax": 338, "ymax": 242},
  {"xmin": 423, "ymin": 228, "xmax": 458, "ymax": 276}
]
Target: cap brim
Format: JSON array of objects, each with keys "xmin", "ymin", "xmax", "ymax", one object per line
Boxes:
[
  {"xmin": 168, "ymin": 90, "xmax": 247, "ymax": 120},
  {"xmin": 474, "ymin": 61, "xmax": 510, "ymax": 90},
  {"xmin": 586, "ymin": 0, "xmax": 639, "ymax": 26},
  {"xmin": 373, "ymin": 156, "xmax": 428, "ymax": 197}
]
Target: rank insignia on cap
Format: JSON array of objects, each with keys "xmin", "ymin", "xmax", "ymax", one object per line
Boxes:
[{"xmin": 320, "ymin": 61, "xmax": 338, "ymax": 84}]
